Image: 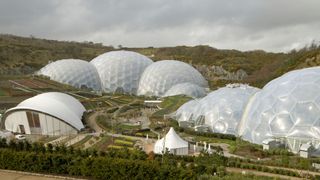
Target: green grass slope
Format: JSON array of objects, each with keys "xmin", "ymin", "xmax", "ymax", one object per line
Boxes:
[{"xmin": 1, "ymin": 34, "xmax": 319, "ymax": 88}]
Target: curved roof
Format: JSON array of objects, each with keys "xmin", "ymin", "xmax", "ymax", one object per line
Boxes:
[
  {"xmin": 175, "ymin": 99, "xmax": 201, "ymax": 122},
  {"xmin": 4, "ymin": 92, "xmax": 85, "ymax": 130},
  {"xmin": 239, "ymin": 66, "xmax": 320, "ymax": 146},
  {"xmin": 37, "ymin": 59, "xmax": 102, "ymax": 91},
  {"xmin": 90, "ymin": 50, "xmax": 153, "ymax": 94},
  {"xmin": 137, "ymin": 60, "xmax": 208, "ymax": 97},
  {"xmin": 195, "ymin": 85, "xmax": 259, "ymax": 135},
  {"xmin": 163, "ymin": 83, "xmax": 207, "ymax": 98},
  {"xmin": 154, "ymin": 127, "xmax": 188, "ymax": 153}
]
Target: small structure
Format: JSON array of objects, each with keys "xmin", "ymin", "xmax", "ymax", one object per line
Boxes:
[
  {"xmin": 179, "ymin": 121, "xmax": 194, "ymax": 128},
  {"xmin": 194, "ymin": 125, "xmax": 210, "ymax": 133},
  {"xmin": 262, "ymin": 138, "xmax": 284, "ymax": 150},
  {"xmin": 144, "ymin": 100, "xmax": 162, "ymax": 108},
  {"xmin": 154, "ymin": 127, "xmax": 188, "ymax": 155},
  {"xmin": 312, "ymin": 163, "xmax": 320, "ymax": 170},
  {"xmin": 299, "ymin": 143, "xmax": 314, "ymax": 158},
  {"xmin": 0, "ymin": 130, "xmax": 13, "ymax": 139}
]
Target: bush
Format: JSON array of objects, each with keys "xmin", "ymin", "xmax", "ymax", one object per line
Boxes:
[{"xmin": 0, "ymin": 147, "xmax": 195, "ymax": 179}]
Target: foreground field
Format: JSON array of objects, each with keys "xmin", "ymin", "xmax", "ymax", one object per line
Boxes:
[{"xmin": 0, "ymin": 169, "xmax": 80, "ymax": 180}]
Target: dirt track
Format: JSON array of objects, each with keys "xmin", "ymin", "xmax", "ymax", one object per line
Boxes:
[
  {"xmin": 226, "ymin": 167, "xmax": 301, "ymax": 180},
  {"xmin": 0, "ymin": 169, "xmax": 84, "ymax": 180}
]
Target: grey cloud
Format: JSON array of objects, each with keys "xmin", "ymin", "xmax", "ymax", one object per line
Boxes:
[{"xmin": 0, "ymin": 0, "xmax": 319, "ymax": 52}]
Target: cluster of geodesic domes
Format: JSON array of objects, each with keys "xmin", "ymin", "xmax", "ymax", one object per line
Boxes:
[
  {"xmin": 175, "ymin": 84, "xmax": 259, "ymax": 135},
  {"xmin": 37, "ymin": 50, "xmax": 208, "ymax": 98},
  {"xmin": 176, "ymin": 67, "xmax": 320, "ymax": 153}
]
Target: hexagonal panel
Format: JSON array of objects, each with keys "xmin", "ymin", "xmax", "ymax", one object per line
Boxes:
[
  {"xmin": 294, "ymin": 73, "xmax": 319, "ymax": 84},
  {"xmin": 291, "ymin": 84, "xmax": 320, "ymax": 102},
  {"xmin": 292, "ymin": 102, "xmax": 320, "ymax": 126},
  {"xmin": 270, "ymin": 113, "xmax": 294, "ymax": 135},
  {"xmin": 272, "ymin": 81, "xmax": 296, "ymax": 97},
  {"xmin": 273, "ymin": 96, "xmax": 296, "ymax": 113},
  {"xmin": 252, "ymin": 122, "xmax": 270, "ymax": 144},
  {"xmin": 37, "ymin": 59, "xmax": 102, "ymax": 91},
  {"xmin": 91, "ymin": 50, "xmax": 153, "ymax": 94},
  {"xmin": 137, "ymin": 60, "xmax": 208, "ymax": 96}
]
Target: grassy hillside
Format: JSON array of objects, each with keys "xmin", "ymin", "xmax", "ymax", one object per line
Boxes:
[{"xmin": 0, "ymin": 34, "xmax": 319, "ymax": 88}]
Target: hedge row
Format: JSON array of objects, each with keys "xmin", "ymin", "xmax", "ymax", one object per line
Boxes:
[{"xmin": 0, "ymin": 149, "xmax": 195, "ymax": 179}]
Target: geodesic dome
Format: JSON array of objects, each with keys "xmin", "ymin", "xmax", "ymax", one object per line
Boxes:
[
  {"xmin": 37, "ymin": 59, "xmax": 101, "ymax": 91},
  {"xmin": 239, "ymin": 67, "xmax": 320, "ymax": 152},
  {"xmin": 197, "ymin": 85, "xmax": 259, "ymax": 135},
  {"xmin": 163, "ymin": 83, "xmax": 207, "ymax": 98},
  {"xmin": 175, "ymin": 99, "xmax": 201, "ymax": 123},
  {"xmin": 90, "ymin": 50, "xmax": 153, "ymax": 94},
  {"xmin": 137, "ymin": 60, "xmax": 208, "ymax": 97}
]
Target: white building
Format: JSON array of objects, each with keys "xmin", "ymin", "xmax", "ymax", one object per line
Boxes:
[
  {"xmin": 154, "ymin": 127, "xmax": 189, "ymax": 155},
  {"xmin": 2, "ymin": 92, "xmax": 85, "ymax": 136},
  {"xmin": 299, "ymin": 143, "xmax": 314, "ymax": 158},
  {"xmin": 262, "ymin": 138, "xmax": 284, "ymax": 151}
]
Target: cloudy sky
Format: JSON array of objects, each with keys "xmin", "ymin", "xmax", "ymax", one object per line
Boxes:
[{"xmin": 0, "ymin": 0, "xmax": 319, "ymax": 52}]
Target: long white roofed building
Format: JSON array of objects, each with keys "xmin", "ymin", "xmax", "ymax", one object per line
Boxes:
[{"xmin": 2, "ymin": 92, "xmax": 85, "ymax": 136}]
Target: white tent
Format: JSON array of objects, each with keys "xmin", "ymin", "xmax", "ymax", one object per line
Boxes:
[{"xmin": 154, "ymin": 127, "xmax": 188, "ymax": 155}]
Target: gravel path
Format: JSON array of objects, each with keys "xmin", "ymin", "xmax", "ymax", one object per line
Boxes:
[
  {"xmin": 0, "ymin": 169, "xmax": 84, "ymax": 180},
  {"xmin": 226, "ymin": 167, "xmax": 301, "ymax": 180},
  {"xmin": 87, "ymin": 111, "xmax": 104, "ymax": 133}
]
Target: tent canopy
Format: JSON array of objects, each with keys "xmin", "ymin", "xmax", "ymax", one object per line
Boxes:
[{"xmin": 155, "ymin": 127, "xmax": 188, "ymax": 150}]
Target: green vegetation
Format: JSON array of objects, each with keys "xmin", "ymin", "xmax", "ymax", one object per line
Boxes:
[
  {"xmin": 0, "ymin": 89, "xmax": 7, "ymax": 96},
  {"xmin": 151, "ymin": 95, "xmax": 191, "ymax": 123},
  {"xmin": 0, "ymin": 136, "xmax": 318, "ymax": 179},
  {"xmin": 0, "ymin": 138, "xmax": 224, "ymax": 179},
  {"xmin": 95, "ymin": 115, "xmax": 141, "ymax": 133},
  {"xmin": 89, "ymin": 135, "xmax": 112, "ymax": 151},
  {"xmin": 2, "ymin": 34, "xmax": 320, "ymax": 179},
  {"xmin": 114, "ymin": 139, "xmax": 134, "ymax": 147},
  {"xmin": 199, "ymin": 173, "xmax": 284, "ymax": 180},
  {"xmin": 71, "ymin": 135, "xmax": 93, "ymax": 149}
]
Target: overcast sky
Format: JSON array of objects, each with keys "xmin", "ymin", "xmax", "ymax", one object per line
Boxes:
[{"xmin": 0, "ymin": 0, "xmax": 319, "ymax": 52}]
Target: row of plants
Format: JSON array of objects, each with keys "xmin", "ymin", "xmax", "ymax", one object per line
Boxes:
[
  {"xmin": 169, "ymin": 120, "xmax": 237, "ymax": 141},
  {"xmin": 228, "ymin": 156, "xmax": 319, "ymax": 177},
  {"xmin": 2, "ymin": 135, "xmax": 317, "ymax": 179},
  {"xmin": 0, "ymin": 137, "xmax": 238, "ymax": 179},
  {"xmin": 227, "ymin": 161, "xmax": 301, "ymax": 178}
]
